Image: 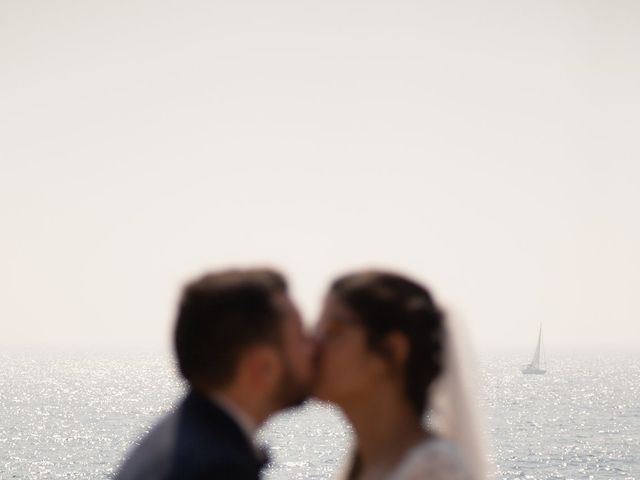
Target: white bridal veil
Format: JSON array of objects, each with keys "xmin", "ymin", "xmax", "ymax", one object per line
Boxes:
[{"xmin": 427, "ymin": 311, "xmax": 489, "ymax": 480}]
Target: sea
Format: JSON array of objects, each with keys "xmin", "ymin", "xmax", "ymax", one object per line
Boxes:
[{"xmin": 1, "ymin": 349, "xmax": 638, "ymax": 479}]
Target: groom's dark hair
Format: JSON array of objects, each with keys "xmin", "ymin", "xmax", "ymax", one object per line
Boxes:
[{"xmin": 174, "ymin": 268, "xmax": 288, "ymax": 388}]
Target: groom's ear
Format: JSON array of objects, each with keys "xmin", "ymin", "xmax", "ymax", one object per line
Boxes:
[{"xmin": 381, "ymin": 332, "xmax": 410, "ymax": 370}]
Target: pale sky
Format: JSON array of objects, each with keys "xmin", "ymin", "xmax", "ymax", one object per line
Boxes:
[{"xmin": 1, "ymin": 0, "xmax": 639, "ymax": 352}]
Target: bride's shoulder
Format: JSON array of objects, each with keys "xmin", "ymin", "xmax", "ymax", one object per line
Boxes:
[{"xmin": 390, "ymin": 436, "xmax": 472, "ymax": 480}]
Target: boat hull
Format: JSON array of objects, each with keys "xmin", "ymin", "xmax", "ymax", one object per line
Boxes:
[{"xmin": 521, "ymin": 367, "xmax": 546, "ymax": 375}]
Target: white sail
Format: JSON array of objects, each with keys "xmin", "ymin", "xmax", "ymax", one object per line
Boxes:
[
  {"xmin": 522, "ymin": 324, "xmax": 546, "ymax": 374},
  {"xmin": 530, "ymin": 325, "xmax": 542, "ymax": 368}
]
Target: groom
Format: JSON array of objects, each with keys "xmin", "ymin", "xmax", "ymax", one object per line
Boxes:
[{"xmin": 116, "ymin": 268, "xmax": 315, "ymax": 480}]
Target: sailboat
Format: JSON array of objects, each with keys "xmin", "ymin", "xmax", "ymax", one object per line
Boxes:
[{"xmin": 522, "ymin": 324, "xmax": 546, "ymax": 374}]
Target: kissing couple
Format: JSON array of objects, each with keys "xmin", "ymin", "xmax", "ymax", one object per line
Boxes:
[{"xmin": 116, "ymin": 268, "xmax": 486, "ymax": 480}]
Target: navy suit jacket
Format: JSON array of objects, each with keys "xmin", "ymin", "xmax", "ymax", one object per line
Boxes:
[{"xmin": 115, "ymin": 391, "xmax": 265, "ymax": 480}]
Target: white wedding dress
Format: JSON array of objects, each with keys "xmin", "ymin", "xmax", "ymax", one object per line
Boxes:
[
  {"xmin": 336, "ymin": 436, "xmax": 471, "ymax": 480},
  {"xmin": 388, "ymin": 437, "xmax": 471, "ymax": 480}
]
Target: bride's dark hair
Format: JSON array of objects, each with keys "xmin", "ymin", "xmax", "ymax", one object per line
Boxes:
[{"xmin": 330, "ymin": 270, "xmax": 445, "ymax": 415}]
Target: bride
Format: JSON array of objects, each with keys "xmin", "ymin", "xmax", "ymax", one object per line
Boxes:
[{"xmin": 313, "ymin": 270, "xmax": 486, "ymax": 480}]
